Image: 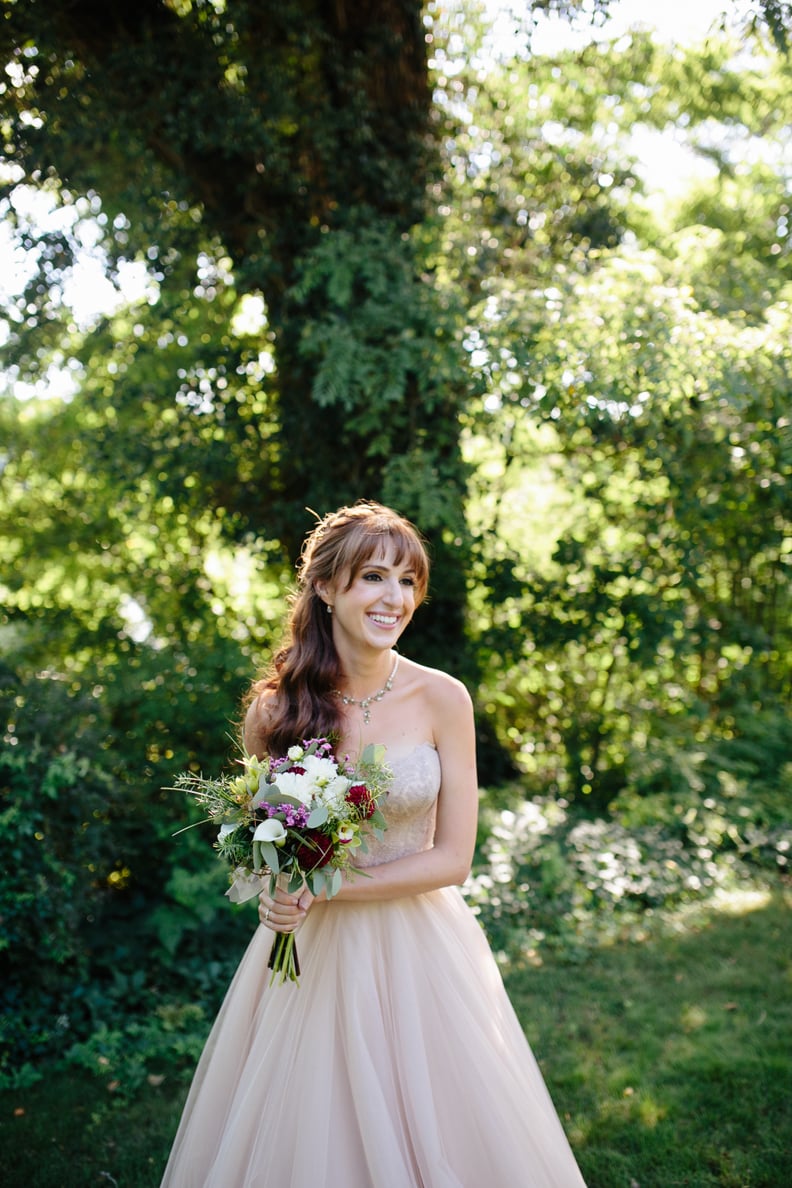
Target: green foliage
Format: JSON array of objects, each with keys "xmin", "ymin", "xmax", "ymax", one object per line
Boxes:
[
  {"xmin": 468, "ymin": 744, "xmax": 792, "ymax": 965},
  {"xmin": 0, "ymin": 655, "xmax": 257, "ymax": 1078},
  {"xmin": 466, "ymin": 228, "xmax": 791, "ymax": 802},
  {"xmin": 0, "ymin": 670, "xmax": 119, "ymax": 966},
  {"xmin": 1, "ymin": 4, "xmax": 791, "ymax": 1134},
  {"xmin": 0, "ymin": 0, "xmax": 481, "ymax": 677},
  {"xmin": 64, "ymin": 1001, "xmax": 209, "ymax": 1100}
]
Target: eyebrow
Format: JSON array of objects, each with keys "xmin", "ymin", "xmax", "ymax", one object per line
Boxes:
[{"xmin": 361, "ymin": 561, "xmax": 417, "ymax": 574}]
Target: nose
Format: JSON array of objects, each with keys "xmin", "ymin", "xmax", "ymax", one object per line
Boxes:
[{"xmin": 380, "ymin": 577, "xmax": 403, "ymax": 607}]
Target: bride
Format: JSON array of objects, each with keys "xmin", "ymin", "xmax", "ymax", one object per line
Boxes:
[{"xmin": 160, "ymin": 501, "xmax": 587, "ymax": 1187}]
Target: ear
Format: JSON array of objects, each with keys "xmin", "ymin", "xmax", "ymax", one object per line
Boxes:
[{"xmin": 313, "ymin": 581, "xmax": 331, "ymax": 606}]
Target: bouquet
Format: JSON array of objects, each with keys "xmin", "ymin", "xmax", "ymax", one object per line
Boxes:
[{"xmin": 174, "ymin": 738, "xmax": 391, "ymax": 984}]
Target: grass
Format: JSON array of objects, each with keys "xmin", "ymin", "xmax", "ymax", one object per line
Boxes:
[
  {"xmin": 0, "ymin": 1071, "xmax": 183, "ymax": 1188},
  {"xmin": 2, "ymin": 883, "xmax": 790, "ymax": 1187},
  {"xmin": 511, "ymin": 883, "xmax": 792, "ymax": 1187}
]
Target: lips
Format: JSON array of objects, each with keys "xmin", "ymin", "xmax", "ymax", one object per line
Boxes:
[{"xmin": 368, "ymin": 613, "xmax": 398, "ymax": 627}]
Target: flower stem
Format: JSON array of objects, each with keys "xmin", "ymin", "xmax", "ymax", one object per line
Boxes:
[{"xmin": 267, "ymin": 931, "xmax": 301, "ymax": 985}]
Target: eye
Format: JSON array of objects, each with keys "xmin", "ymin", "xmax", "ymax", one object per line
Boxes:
[
  {"xmin": 362, "ymin": 572, "xmax": 383, "ymax": 582},
  {"xmin": 400, "ymin": 576, "xmax": 416, "ymax": 587}
]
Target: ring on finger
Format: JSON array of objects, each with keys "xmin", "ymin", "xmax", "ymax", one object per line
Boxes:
[{"xmin": 264, "ymin": 907, "xmax": 271, "ymax": 922}]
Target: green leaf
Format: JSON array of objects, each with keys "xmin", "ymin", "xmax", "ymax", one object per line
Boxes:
[
  {"xmin": 359, "ymin": 742, "xmax": 387, "ymax": 767},
  {"xmin": 306, "ymin": 805, "xmax": 328, "ymax": 827},
  {"xmin": 261, "ymin": 787, "xmax": 306, "ymax": 810},
  {"xmin": 254, "ymin": 840, "xmax": 280, "ymax": 874}
]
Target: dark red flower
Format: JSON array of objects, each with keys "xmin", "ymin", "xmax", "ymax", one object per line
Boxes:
[
  {"xmin": 292, "ymin": 829, "xmax": 334, "ymax": 871},
  {"xmin": 287, "ymin": 764, "xmax": 306, "ymax": 775},
  {"xmin": 346, "ymin": 783, "xmax": 375, "ymax": 819}
]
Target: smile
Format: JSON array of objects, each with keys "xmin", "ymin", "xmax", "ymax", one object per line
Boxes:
[{"xmin": 368, "ymin": 614, "xmax": 399, "ymax": 626}]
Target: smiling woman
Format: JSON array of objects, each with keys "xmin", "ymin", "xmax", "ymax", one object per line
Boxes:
[
  {"xmin": 159, "ymin": 501, "xmax": 589, "ymax": 1188},
  {"xmin": 316, "ymin": 546, "xmax": 419, "ymax": 694}
]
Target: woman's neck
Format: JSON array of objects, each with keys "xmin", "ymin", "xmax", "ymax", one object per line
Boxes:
[{"xmin": 336, "ymin": 647, "xmax": 395, "ymax": 699}]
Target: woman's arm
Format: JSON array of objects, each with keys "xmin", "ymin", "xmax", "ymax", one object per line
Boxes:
[
  {"xmin": 333, "ymin": 673, "xmax": 478, "ymax": 900},
  {"xmin": 258, "ymin": 672, "xmax": 479, "ymax": 928}
]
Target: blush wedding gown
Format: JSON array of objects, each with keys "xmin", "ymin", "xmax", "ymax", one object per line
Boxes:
[{"xmin": 160, "ymin": 743, "xmax": 587, "ymax": 1187}]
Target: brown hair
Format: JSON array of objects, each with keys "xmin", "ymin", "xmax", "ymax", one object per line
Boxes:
[{"xmin": 244, "ymin": 501, "xmax": 429, "ymax": 757}]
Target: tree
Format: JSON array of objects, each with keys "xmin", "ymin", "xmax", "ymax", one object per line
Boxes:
[
  {"xmin": 447, "ymin": 23, "xmax": 792, "ymax": 803},
  {"xmin": 0, "ymin": 0, "xmax": 473, "ymax": 672},
  {"xmin": 2, "ymin": 0, "xmax": 791, "ymax": 1076}
]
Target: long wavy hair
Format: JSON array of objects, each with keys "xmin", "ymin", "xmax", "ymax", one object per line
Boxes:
[{"xmin": 243, "ymin": 502, "xmax": 430, "ymax": 757}]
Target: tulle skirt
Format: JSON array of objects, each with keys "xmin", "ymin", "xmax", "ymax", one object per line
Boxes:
[{"xmin": 160, "ymin": 887, "xmax": 586, "ymax": 1187}]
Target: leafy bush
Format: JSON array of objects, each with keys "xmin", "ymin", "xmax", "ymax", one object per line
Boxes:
[
  {"xmin": 0, "ymin": 669, "xmax": 127, "ymax": 1074},
  {"xmin": 64, "ymin": 1002, "xmax": 210, "ymax": 1099},
  {"xmin": 0, "ymin": 662, "xmax": 255, "ymax": 1080},
  {"xmin": 466, "ymin": 759, "xmax": 792, "ymax": 964}
]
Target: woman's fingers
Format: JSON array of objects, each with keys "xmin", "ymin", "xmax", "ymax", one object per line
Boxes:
[{"xmin": 258, "ymin": 888, "xmax": 306, "ymax": 931}]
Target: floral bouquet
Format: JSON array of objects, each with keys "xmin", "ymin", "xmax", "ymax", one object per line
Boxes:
[{"xmin": 174, "ymin": 738, "xmax": 391, "ymax": 984}]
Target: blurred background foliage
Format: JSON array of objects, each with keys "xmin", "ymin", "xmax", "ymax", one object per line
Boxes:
[{"xmin": 0, "ymin": 0, "xmax": 790, "ymax": 1089}]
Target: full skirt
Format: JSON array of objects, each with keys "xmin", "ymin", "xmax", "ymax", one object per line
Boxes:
[{"xmin": 160, "ymin": 887, "xmax": 587, "ymax": 1187}]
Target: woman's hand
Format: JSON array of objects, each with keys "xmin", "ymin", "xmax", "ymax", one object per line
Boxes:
[{"xmin": 258, "ymin": 881, "xmax": 316, "ymax": 932}]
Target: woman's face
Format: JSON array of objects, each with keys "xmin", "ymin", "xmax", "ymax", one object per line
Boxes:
[{"xmin": 320, "ymin": 538, "xmax": 418, "ymax": 654}]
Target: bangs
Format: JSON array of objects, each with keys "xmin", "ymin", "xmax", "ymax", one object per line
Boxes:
[{"xmin": 335, "ymin": 520, "xmax": 429, "ymax": 599}]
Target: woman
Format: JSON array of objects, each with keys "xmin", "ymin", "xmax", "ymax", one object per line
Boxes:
[{"xmin": 161, "ymin": 501, "xmax": 587, "ymax": 1188}]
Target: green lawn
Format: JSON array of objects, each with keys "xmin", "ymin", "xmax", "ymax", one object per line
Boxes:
[
  {"xmin": 516, "ymin": 885, "xmax": 792, "ymax": 1187},
  {"xmin": 3, "ymin": 884, "xmax": 790, "ymax": 1187}
]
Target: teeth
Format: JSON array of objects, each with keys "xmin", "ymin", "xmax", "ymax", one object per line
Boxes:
[{"xmin": 370, "ymin": 614, "xmax": 397, "ymax": 625}]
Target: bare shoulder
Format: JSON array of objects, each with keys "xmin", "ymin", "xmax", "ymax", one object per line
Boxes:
[
  {"xmin": 243, "ymin": 687, "xmax": 275, "ymax": 754},
  {"xmin": 399, "ymin": 656, "xmax": 476, "ymax": 775},
  {"xmin": 400, "ymin": 656, "xmax": 473, "ymax": 714}
]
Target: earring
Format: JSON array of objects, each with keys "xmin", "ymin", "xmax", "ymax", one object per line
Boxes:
[{"xmin": 327, "ymin": 604, "xmax": 333, "ymax": 615}]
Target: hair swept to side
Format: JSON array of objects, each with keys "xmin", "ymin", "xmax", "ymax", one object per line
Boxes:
[{"xmin": 242, "ymin": 501, "xmax": 430, "ymax": 758}]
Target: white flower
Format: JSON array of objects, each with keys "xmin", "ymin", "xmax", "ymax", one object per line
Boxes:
[
  {"xmin": 336, "ymin": 823, "xmax": 357, "ymax": 843},
  {"xmin": 302, "ymin": 754, "xmax": 338, "ymax": 781},
  {"xmin": 314, "ymin": 774, "xmax": 352, "ymax": 813},
  {"xmin": 287, "ymin": 745, "xmax": 304, "ymax": 761},
  {"xmin": 271, "ymin": 755, "xmax": 351, "ymax": 809},
  {"xmin": 253, "ymin": 819, "xmax": 288, "ymax": 846},
  {"xmin": 301, "ymin": 755, "xmax": 351, "ymax": 810},
  {"xmin": 271, "ymin": 770, "xmax": 313, "ymax": 805},
  {"xmin": 217, "ymin": 822, "xmax": 238, "ymax": 843}
]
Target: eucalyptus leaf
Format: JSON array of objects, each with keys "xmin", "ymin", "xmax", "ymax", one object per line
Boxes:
[
  {"xmin": 307, "ymin": 806, "xmax": 329, "ymax": 828},
  {"xmin": 255, "ymin": 840, "xmax": 280, "ymax": 874},
  {"xmin": 258, "ymin": 788, "xmax": 306, "ymax": 811},
  {"xmin": 360, "ymin": 742, "xmax": 387, "ymax": 767}
]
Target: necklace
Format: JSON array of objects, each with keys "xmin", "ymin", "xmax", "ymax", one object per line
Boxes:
[{"xmin": 334, "ymin": 653, "xmax": 400, "ymax": 726}]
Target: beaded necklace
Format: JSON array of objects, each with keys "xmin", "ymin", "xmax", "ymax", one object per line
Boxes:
[{"xmin": 334, "ymin": 653, "xmax": 400, "ymax": 725}]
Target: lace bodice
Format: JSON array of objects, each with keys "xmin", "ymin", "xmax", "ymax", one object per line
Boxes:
[{"xmin": 356, "ymin": 743, "xmax": 440, "ymax": 868}]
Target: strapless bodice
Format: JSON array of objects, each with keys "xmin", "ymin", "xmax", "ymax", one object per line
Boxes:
[{"xmin": 356, "ymin": 743, "xmax": 440, "ymax": 868}]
